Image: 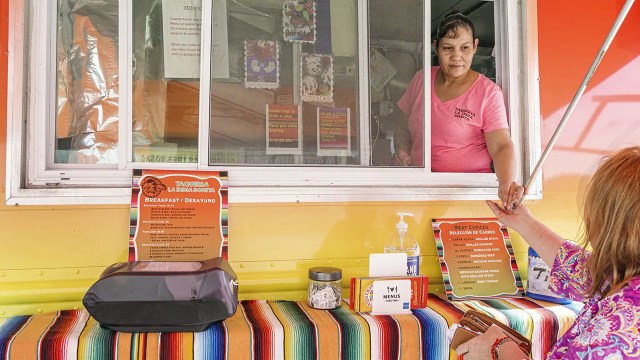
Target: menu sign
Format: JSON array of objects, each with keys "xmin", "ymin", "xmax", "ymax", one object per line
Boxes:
[
  {"xmin": 129, "ymin": 170, "xmax": 227, "ymax": 261},
  {"xmin": 162, "ymin": 0, "xmax": 202, "ymax": 78},
  {"xmin": 432, "ymin": 218, "xmax": 524, "ymax": 300},
  {"xmin": 317, "ymin": 107, "xmax": 350, "ymax": 156},
  {"xmin": 266, "ymin": 104, "xmax": 302, "ymax": 154}
]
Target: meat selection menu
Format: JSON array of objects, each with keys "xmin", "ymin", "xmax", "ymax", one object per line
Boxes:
[{"xmin": 432, "ymin": 218, "xmax": 525, "ymax": 300}]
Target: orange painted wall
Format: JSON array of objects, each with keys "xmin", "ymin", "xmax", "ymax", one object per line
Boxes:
[
  {"xmin": 538, "ymin": 0, "xmax": 640, "ymax": 118},
  {"xmin": 537, "ymin": 0, "xmax": 640, "ymax": 195},
  {"xmin": 1, "ymin": 1, "xmax": 639, "ymax": 316}
]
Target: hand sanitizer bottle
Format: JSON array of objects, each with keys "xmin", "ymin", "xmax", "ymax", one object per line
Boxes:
[{"xmin": 384, "ymin": 212, "xmax": 420, "ymax": 275}]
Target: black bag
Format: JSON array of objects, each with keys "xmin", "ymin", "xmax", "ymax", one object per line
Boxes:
[{"xmin": 83, "ymin": 257, "xmax": 238, "ymax": 332}]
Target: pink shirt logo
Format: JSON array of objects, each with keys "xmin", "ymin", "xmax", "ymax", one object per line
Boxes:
[{"xmin": 454, "ymin": 107, "xmax": 476, "ymax": 122}]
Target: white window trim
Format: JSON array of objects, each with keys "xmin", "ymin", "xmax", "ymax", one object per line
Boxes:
[
  {"xmin": 5, "ymin": 0, "xmax": 131, "ymax": 206},
  {"xmin": 6, "ymin": 0, "xmax": 542, "ymax": 206}
]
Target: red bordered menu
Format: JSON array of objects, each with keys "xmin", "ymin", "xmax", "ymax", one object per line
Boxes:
[{"xmin": 129, "ymin": 169, "xmax": 229, "ymax": 261}]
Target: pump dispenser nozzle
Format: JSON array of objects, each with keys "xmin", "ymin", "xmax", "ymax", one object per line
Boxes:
[
  {"xmin": 396, "ymin": 212, "xmax": 414, "ymax": 232},
  {"xmin": 386, "ymin": 212, "xmax": 420, "ymax": 275}
]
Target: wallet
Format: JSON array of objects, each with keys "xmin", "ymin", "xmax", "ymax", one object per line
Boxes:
[{"xmin": 449, "ymin": 310, "xmax": 532, "ymax": 355}]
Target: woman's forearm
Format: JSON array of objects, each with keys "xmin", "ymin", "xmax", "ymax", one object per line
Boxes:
[
  {"xmin": 392, "ymin": 111, "xmax": 412, "ymax": 154},
  {"xmin": 491, "ymin": 142, "xmax": 516, "ymax": 186},
  {"xmin": 512, "ymin": 214, "xmax": 565, "ymax": 267},
  {"xmin": 393, "ymin": 126, "xmax": 412, "ymax": 153},
  {"xmin": 485, "ymin": 128, "xmax": 518, "ymax": 190}
]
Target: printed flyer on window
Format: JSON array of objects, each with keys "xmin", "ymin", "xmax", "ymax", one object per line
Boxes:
[
  {"xmin": 317, "ymin": 107, "xmax": 350, "ymax": 156},
  {"xmin": 300, "ymin": 53, "xmax": 333, "ymax": 103},
  {"xmin": 244, "ymin": 40, "xmax": 279, "ymax": 89},
  {"xmin": 282, "ymin": 0, "xmax": 316, "ymax": 43},
  {"xmin": 266, "ymin": 104, "xmax": 303, "ymax": 155},
  {"xmin": 161, "ymin": 0, "xmax": 202, "ymax": 78},
  {"xmin": 129, "ymin": 170, "xmax": 229, "ymax": 261}
]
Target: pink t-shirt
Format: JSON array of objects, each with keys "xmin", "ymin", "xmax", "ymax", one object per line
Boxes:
[{"xmin": 396, "ymin": 66, "xmax": 509, "ymax": 172}]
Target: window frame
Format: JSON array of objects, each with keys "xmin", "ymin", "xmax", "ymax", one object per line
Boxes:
[{"xmin": 6, "ymin": 0, "xmax": 542, "ymax": 205}]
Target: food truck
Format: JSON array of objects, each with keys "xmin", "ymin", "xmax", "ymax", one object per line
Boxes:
[{"xmin": 1, "ymin": 0, "xmax": 639, "ymax": 358}]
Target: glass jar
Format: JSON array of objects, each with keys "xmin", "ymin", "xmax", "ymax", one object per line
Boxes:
[{"xmin": 308, "ymin": 267, "xmax": 342, "ymax": 309}]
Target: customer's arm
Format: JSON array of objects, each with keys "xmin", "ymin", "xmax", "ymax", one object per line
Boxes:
[
  {"xmin": 487, "ymin": 200, "xmax": 592, "ymax": 301},
  {"xmin": 485, "ymin": 128, "xmax": 523, "ymax": 208},
  {"xmin": 485, "ymin": 201, "xmax": 564, "ymax": 268},
  {"xmin": 547, "ymin": 295, "xmax": 640, "ymax": 358}
]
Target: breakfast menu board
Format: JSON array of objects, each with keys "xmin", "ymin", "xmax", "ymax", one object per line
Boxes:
[
  {"xmin": 129, "ymin": 170, "xmax": 228, "ymax": 261},
  {"xmin": 432, "ymin": 218, "xmax": 524, "ymax": 300}
]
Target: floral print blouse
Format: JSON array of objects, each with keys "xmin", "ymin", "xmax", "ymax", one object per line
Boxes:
[{"xmin": 546, "ymin": 241, "xmax": 640, "ymax": 359}]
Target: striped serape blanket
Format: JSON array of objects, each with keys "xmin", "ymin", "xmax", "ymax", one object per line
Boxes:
[{"xmin": 0, "ymin": 294, "xmax": 581, "ymax": 360}]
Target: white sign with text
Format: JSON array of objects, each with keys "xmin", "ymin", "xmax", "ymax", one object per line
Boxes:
[
  {"xmin": 370, "ymin": 279, "xmax": 412, "ymax": 315},
  {"xmin": 162, "ymin": 0, "xmax": 202, "ymax": 78}
]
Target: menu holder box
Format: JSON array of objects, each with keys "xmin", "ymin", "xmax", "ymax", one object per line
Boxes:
[{"xmin": 349, "ymin": 275, "xmax": 428, "ymax": 312}]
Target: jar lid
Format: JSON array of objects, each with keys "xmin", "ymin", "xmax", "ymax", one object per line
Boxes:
[{"xmin": 308, "ymin": 267, "xmax": 342, "ymax": 281}]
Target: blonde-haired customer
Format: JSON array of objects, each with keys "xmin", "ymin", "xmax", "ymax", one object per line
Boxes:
[{"xmin": 455, "ymin": 146, "xmax": 640, "ymax": 359}]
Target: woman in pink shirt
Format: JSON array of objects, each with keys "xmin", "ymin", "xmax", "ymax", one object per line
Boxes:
[{"xmin": 393, "ymin": 11, "xmax": 523, "ymax": 208}]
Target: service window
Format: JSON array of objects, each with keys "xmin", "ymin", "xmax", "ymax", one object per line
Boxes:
[{"xmin": 7, "ymin": 0, "xmax": 541, "ymax": 205}]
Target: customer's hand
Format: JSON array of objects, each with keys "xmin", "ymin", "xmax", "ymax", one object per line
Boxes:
[
  {"xmin": 392, "ymin": 149, "xmax": 412, "ymax": 166},
  {"xmin": 455, "ymin": 324, "xmax": 511, "ymax": 360},
  {"xmin": 485, "ymin": 200, "xmax": 534, "ymax": 234},
  {"xmin": 498, "ymin": 181, "xmax": 525, "ymax": 210}
]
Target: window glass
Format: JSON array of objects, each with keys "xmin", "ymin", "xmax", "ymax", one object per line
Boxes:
[
  {"xmin": 55, "ymin": 0, "xmax": 120, "ymax": 164},
  {"xmin": 208, "ymin": 0, "xmax": 362, "ymax": 166},
  {"xmin": 131, "ymin": 0, "xmax": 202, "ymax": 164},
  {"xmin": 11, "ymin": 0, "xmax": 540, "ymax": 204},
  {"xmin": 369, "ymin": 0, "xmax": 425, "ymax": 167}
]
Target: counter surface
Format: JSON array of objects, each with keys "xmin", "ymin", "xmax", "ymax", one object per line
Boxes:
[{"xmin": 0, "ymin": 294, "xmax": 582, "ymax": 360}]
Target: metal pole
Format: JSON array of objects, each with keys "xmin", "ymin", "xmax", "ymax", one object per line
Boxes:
[{"xmin": 520, "ymin": 0, "xmax": 635, "ymax": 203}]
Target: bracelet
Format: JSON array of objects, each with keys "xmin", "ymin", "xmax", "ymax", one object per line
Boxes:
[{"xmin": 490, "ymin": 336, "xmax": 512, "ymax": 360}]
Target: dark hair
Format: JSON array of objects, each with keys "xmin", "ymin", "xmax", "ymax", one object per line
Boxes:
[{"xmin": 436, "ymin": 10, "xmax": 476, "ymax": 48}]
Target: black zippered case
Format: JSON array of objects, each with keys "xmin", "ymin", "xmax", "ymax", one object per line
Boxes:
[{"xmin": 83, "ymin": 257, "xmax": 238, "ymax": 333}]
